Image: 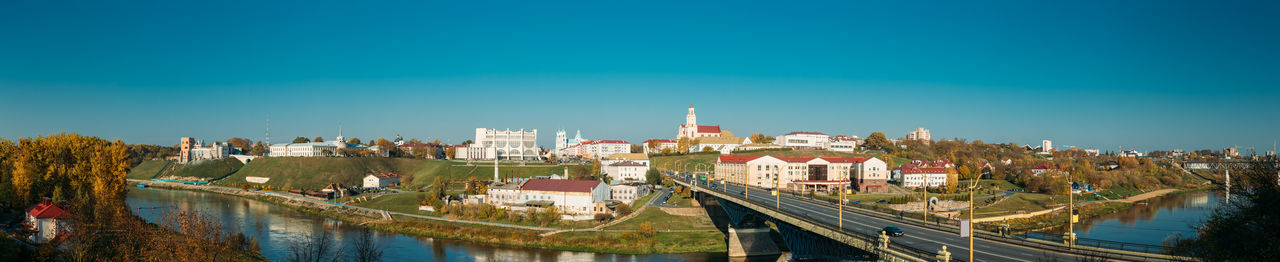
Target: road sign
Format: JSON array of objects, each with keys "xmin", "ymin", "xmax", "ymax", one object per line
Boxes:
[{"xmin": 959, "ymin": 220, "xmax": 971, "ymax": 237}]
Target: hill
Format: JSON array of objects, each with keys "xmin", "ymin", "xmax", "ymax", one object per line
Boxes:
[
  {"xmin": 155, "ymin": 158, "xmax": 245, "ymax": 181},
  {"xmin": 216, "ymin": 157, "xmax": 593, "ymax": 190},
  {"xmin": 127, "ymin": 160, "xmax": 171, "ymax": 179}
]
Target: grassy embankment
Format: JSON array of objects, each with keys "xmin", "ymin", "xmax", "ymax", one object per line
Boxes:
[
  {"xmin": 127, "ymin": 158, "xmax": 244, "ymax": 181},
  {"xmin": 126, "ymin": 159, "xmax": 171, "ymax": 179},
  {"xmin": 215, "ymin": 157, "xmax": 590, "ymax": 190}
]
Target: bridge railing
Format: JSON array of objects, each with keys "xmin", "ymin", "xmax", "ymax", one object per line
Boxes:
[{"xmin": 1015, "ymin": 232, "xmax": 1169, "ymax": 254}]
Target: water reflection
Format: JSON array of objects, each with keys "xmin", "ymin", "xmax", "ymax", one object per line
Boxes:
[
  {"xmin": 1045, "ymin": 191, "xmax": 1221, "ymax": 246},
  {"xmin": 127, "ymin": 187, "xmax": 735, "ymax": 261}
]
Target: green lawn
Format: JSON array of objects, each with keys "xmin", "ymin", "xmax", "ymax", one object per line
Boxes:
[
  {"xmin": 605, "ymin": 206, "xmax": 716, "ymax": 231},
  {"xmin": 548, "ymin": 231, "xmax": 725, "ymax": 254},
  {"xmin": 664, "ymin": 193, "xmax": 696, "ymax": 207},
  {"xmin": 127, "ymin": 160, "xmax": 171, "ymax": 179},
  {"xmin": 163, "ymin": 158, "xmax": 244, "ymax": 179},
  {"xmin": 967, "ymin": 193, "xmax": 1057, "ymax": 218},
  {"xmin": 214, "ymin": 157, "xmax": 586, "ymax": 190}
]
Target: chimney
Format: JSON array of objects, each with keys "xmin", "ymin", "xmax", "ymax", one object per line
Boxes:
[{"xmin": 41, "ymin": 198, "xmax": 51, "ymax": 206}]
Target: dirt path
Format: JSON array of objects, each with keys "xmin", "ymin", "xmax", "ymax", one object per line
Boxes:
[{"xmin": 1114, "ymin": 189, "xmax": 1177, "ymax": 203}]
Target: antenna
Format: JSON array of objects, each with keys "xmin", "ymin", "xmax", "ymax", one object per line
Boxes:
[{"xmin": 266, "ymin": 114, "xmax": 271, "ymax": 146}]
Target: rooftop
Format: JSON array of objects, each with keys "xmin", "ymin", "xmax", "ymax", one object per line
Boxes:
[{"xmin": 520, "ymin": 179, "xmax": 603, "ymax": 193}]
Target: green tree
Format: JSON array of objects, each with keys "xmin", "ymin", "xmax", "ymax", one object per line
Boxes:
[
  {"xmin": 864, "ymin": 132, "xmax": 893, "ymax": 151},
  {"xmin": 646, "ymin": 169, "xmax": 662, "ymax": 185},
  {"xmin": 292, "ymin": 137, "xmax": 311, "ymax": 143}
]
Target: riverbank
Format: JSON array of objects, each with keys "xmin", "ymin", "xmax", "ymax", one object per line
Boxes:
[{"xmin": 129, "ymin": 180, "xmax": 726, "ymax": 255}]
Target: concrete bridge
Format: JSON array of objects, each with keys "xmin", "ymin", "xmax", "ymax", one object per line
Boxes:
[{"xmin": 671, "ymin": 173, "xmax": 1192, "ymax": 261}]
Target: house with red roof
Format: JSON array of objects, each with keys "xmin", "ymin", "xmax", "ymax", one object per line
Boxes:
[
  {"xmin": 714, "ymin": 155, "xmax": 889, "ymax": 193},
  {"xmin": 1031, "ymin": 163, "xmax": 1057, "ymax": 175},
  {"xmin": 363, "ymin": 172, "xmax": 401, "ymax": 188},
  {"xmin": 25, "ymin": 198, "xmax": 74, "ymax": 243},
  {"xmin": 519, "ymin": 179, "xmax": 612, "ymax": 216}
]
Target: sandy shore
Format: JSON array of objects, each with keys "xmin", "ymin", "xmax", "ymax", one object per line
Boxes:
[{"xmin": 1114, "ymin": 189, "xmax": 1178, "ymax": 203}]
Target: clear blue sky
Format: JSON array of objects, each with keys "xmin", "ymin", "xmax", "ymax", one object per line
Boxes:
[{"xmin": 2, "ymin": 0, "xmax": 1277, "ymax": 152}]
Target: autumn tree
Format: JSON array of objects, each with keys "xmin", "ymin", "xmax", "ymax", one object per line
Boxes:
[
  {"xmin": 292, "ymin": 137, "xmax": 311, "ymax": 143},
  {"xmin": 676, "ymin": 137, "xmax": 692, "ymax": 153},
  {"xmin": 226, "ymin": 137, "xmax": 252, "ymax": 153},
  {"xmin": 249, "ymin": 141, "xmax": 268, "ymax": 156},
  {"xmin": 347, "ymin": 137, "xmax": 362, "ymax": 145},
  {"xmin": 646, "ymin": 169, "xmax": 662, "ymax": 185},
  {"xmin": 646, "ymin": 140, "xmax": 661, "ymax": 152},
  {"xmin": 749, "ymin": 133, "xmax": 775, "ymax": 144},
  {"xmin": 864, "ymin": 132, "xmax": 893, "ymax": 151},
  {"xmin": 313, "ymin": 136, "xmax": 324, "ymax": 143},
  {"xmin": 944, "ymin": 168, "xmax": 959, "ymax": 193}
]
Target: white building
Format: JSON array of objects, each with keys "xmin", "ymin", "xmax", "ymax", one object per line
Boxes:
[
  {"xmin": 714, "ymin": 155, "xmax": 889, "ymax": 193},
  {"xmin": 905, "ymin": 127, "xmax": 931, "ymax": 143},
  {"xmin": 456, "ymin": 128, "xmax": 540, "ymax": 161},
  {"xmin": 554, "ymin": 129, "xmax": 588, "ymax": 154},
  {"xmin": 362, "ymin": 173, "xmax": 401, "ymax": 188},
  {"xmin": 559, "ymin": 140, "xmax": 630, "ymax": 159},
  {"xmin": 25, "ymin": 199, "xmax": 73, "ymax": 243},
  {"xmin": 609, "ymin": 184, "xmax": 652, "ymax": 205},
  {"xmin": 179, "ymin": 137, "xmax": 232, "ymax": 163},
  {"xmin": 602, "ymin": 153, "xmax": 649, "ymax": 167},
  {"xmin": 828, "ymin": 136, "xmax": 860, "ymax": 152},
  {"xmin": 1042, "ymin": 140, "xmax": 1054, "ymax": 153},
  {"xmin": 268, "ymin": 128, "xmax": 384, "ymax": 157},
  {"xmin": 605, "ymin": 161, "xmax": 649, "ymax": 184},
  {"xmin": 896, "ymin": 167, "xmax": 948, "ymax": 188},
  {"xmin": 487, "ymin": 180, "xmax": 525, "ymax": 206},
  {"xmin": 776, "ymin": 132, "xmax": 830, "ymax": 149},
  {"xmin": 519, "ymin": 179, "xmax": 611, "ymax": 215}
]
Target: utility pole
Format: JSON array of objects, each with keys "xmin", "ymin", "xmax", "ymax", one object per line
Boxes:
[
  {"xmin": 774, "ymin": 177, "xmax": 780, "ymax": 210},
  {"xmin": 1066, "ymin": 171, "xmax": 1077, "ymax": 248},
  {"xmin": 966, "ymin": 176, "xmax": 982, "ymax": 262}
]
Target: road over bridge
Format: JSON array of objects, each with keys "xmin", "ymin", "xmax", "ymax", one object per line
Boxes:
[{"xmin": 670, "ymin": 173, "xmax": 1190, "ymax": 261}]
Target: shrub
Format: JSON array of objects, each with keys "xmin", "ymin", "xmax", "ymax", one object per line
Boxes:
[
  {"xmin": 615, "ymin": 203, "xmax": 633, "ymax": 217},
  {"xmin": 594, "ymin": 213, "xmax": 614, "ymax": 222}
]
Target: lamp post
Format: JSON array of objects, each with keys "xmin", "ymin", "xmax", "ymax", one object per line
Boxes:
[
  {"xmin": 966, "ymin": 176, "xmax": 982, "ymax": 262},
  {"xmin": 1066, "ymin": 173, "xmax": 1076, "ymax": 249},
  {"xmin": 773, "ymin": 177, "xmax": 780, "ymax": 210}
]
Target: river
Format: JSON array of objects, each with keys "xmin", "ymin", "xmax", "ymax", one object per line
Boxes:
[
  {"xmin": 126, "ymin": 187, "xmax": 734, "ymax": 261},
  {"xmin": 1042, "ymin": 190, "xmax": 1223, "ymax": 247}
]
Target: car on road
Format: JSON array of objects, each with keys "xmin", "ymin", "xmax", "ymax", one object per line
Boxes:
[{"xmin": 882, "ymin": 226, "xmax": 904, "ymax": 237}]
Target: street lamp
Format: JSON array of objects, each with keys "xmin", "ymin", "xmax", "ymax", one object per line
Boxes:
[
  {"xmin": 1066, "ymin": 172, "xmax": 1077, "ymax": 248},
  {"xmin": 773, "ymin": 177, "xmax": 780, "ymax": 210},
  {"xmin": 966, "ymin": 175, "xmax": 983, "ymax": 262}
]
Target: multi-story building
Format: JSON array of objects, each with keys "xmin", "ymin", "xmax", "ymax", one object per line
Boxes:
[
  {"xmin": 519, "ymin": 179, "xmax": 611, "ymax": 215},
  {"xmin": 609, "ymin": 184, "xmax": 651, "ymax": 205},
  {"xmin": 602, "ymin": 153, "xmax": 649, "ymax": 168},
  {"xmin": 268, "ymin": 129, "xmax": 384, "ymax": 157},
  {"xmin": 1042, "ymin": 140, "xmax": 1054, "ymax": 153},
  {"xmin": 178, "ymin": 137, "xmax": 232, "ymax": 163},
  {"xmin": 776, "ymin": 132, "xmax": 830, "ymax": 149},
  {"xmin": 604, "ymin": 161, "xmax": 648, "ymax": 184},
  {"xmin": 896, "ymin": 167, "xmax": 948, "ymax": 188},
  {"xmin": 713, "ymin": 155, "xmax": 888, "ymax": 193},
  {"xmin": 554, "ymin": 129, "xmax": 588, "ymax": 154},
  {"xmin": 558, "ymin": 140, "xmax": 630, "ymax": 159},
  {"xmin": 828, "ymin": 136, "xmax": 860, "ymax": 152},
  {"xmin": 905, "ymin": 127, "xmax": 931, "ymax": 143},
  {"xmin": 486, "ymin": 180, "xmax": 525, "ymax": 206},
  {"xmin": 456, "ymin": 128, "xmax": 539, "ymax": 161}
]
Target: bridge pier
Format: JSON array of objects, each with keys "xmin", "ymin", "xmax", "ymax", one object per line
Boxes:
[{"xmin": 727, "ymin": 226, "xmax": 781, "ymax": 257}]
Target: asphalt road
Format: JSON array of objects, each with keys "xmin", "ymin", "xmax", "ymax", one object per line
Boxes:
[{"xmin": 673, "ymin": 174, "xmax": 1079, "ymax": 262}]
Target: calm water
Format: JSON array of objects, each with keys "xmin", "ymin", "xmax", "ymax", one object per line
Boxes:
[
  {"xmin": 126, "ymin": 187, "xmax": 734, "ymax": 261},
  {"xmin": 1048, "ymin": 190, "xmax": 1223, "ymax": 246}
]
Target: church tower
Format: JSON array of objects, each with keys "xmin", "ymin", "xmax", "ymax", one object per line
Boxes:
[
  {"xmin": 555, "ymin": 129, "xmax": 567, "ymax": 152},
  {"xmin": 686, "ymin": 103, "xmax": 697, "ymax": 128}
]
